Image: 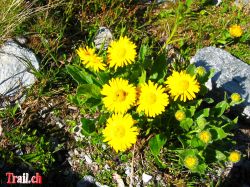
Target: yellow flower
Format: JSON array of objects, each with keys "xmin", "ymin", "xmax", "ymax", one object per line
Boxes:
[
  {"xmin": 137, "ymin": 81, "xmax": 169, "ymax": 117},
  {"xmin": 231, "ymin": 93, "xmax": 241, "ymax": 102},
  {"xmin": 184, "ymin": 155, "xmax": 198, "ymax": 169},
  {"xmin": 229, "ymin": 25, "xmax": 243, "ymax": 38},
  {"xmin": 165, "ymin": 71, "xmax": 200, "ymax": 102},
  {"xmin": 101, "ymin": 78, "xmax": 136, "ymax": 114},
  {"xmin": 107, "ymin": 36, "xmax": 137, "ymax": 70},
  {"xmin": 175, "ymin": 110, "xmax": 186, "ymax": 121},
  {"xmin": 76, "ymin": 46, "xmax": 105, "ymax": 72},
  {"xmin": 229, "ymin": 151, "xmax": 241, "ymax": 163},
  {"xmin": 195, "ymin": 66, "xmax": 206, "ymax": 77},
  {"xmin": 198, "ymin": 130, "xmax": 211, "ymax": 144},
  {"xmin": 102, "ymin": 113, "xmax": 139, "ymax": 152}
]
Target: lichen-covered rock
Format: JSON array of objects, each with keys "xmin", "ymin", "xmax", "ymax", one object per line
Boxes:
[
  {"xmin": 191, "ymin": 46, "xmax": 250, "ymax": 120},
  {"xmin": 0, "ymin": 41, "xmax": 39, "ymax": 106}
]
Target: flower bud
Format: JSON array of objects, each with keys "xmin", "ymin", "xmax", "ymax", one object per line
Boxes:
[
  {"xmin": 231, "ymin": 93, "xmax": 241, "ymax": 102},
  {"xmin": 175, "ymin": 110, "xmax": 186, "ymax": 121},
  {"xmin": 229, "ymin": 25, "xmax": 243, "ymax": 38},
  {"xmin": 229, "ymin": 151, "xmax": 241, "ymax": 163}
]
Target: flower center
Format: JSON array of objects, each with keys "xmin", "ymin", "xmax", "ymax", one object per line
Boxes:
[
  {"xmin": 199, "ymin": 132, "xmax": 210, "ymax": 143},
  {"xmin": 118, "ymin": 48, "xmax": 127, "ymax": 58},
  {"xmin": 115, "ymin": 90, "xmax": 127, "ymax": 102},
  {"xmin": 185, "ymin": 157, "xmax": 197, "ymax": 168},
  {"xmin": 114, "ymin": 126, "xmax": 126, "ymax": 137},
  {"xmin": 179, "ymin": 80, "xmax": 189, "ymax": 91},
  {"xmin": 148, "ymin": 92, "xmax": 157, "ymax": 104}
]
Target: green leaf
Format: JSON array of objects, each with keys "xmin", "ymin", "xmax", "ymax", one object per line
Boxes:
[
  {"xmin": 85, "ymin": 98, "xmax": 101, "ymax": 108},
  {"xmin": 208, "ymin": 69, "xmax": 215, "ymax": 79},
  {"xmin": 186, "ymin": 64, "xmax": 196, "ymax": 76},
  {"xmin": 217, "ymin": 40, "xmax": 227, "ymax": 45},
  {"xmin": 149, "ymin": 53, "xmax": 167, "ymax": 81},
  {"xmin": 190, "ymin": 137, "xmax": 205, "ymax": 148},
  {"xmin": 154, "ymin": 155, "xmax": 167, "ymax": 169},
  {"xmin": 138, "ymin": 69, "xmax": 147, "ymax": 84},
  {"xmin": 214, "ymin": 101, "xmax": 230, "ymax": 117},
  {"xmin": 81, "ymin": 118, "xmax": 96, "ymax": 135},
  {"xmin": 66, "ymin": 65, "xmax": 86, "ymax": 84},
  {"xmin": 97, "ymin": 72, "xmax": 110, "ymax": 84},
  {"xmin": 211, "ymin": 127, "xmax": 228, "ymax": 140},
  {"xmin": 149, "ymin": 134, "xmax": 167, "ymax": 156},
  {"xmin": 186, "ymin": 0, "xmax": 193, "ymax": 8},
  {"xmin": 195, "ymin": 163, "xmax": 207, "ymax": 174},
  {"xmin": 204, "ymin": 98, "xmax": 214, "ymax": 104},
  {"xmin": 196, "ymin": 117, "xmax": 207, "ymax": 130},
  {"xmin": 180, "ymin": 118, "xmax": 193, "ymax": 131},
  {"xmin": 180, "ymin": 149, "xmax": 199, "ymax": 158},
  {"xmin": 215, "ymin": 150, "xmax": 226, "ymax": 161},
  {"xmin": 77, "ymin": 84, "xmax": 101, "ymax": 99},
  {"xmin": 194, "ymin": 108, "xmax": 210, "ymax": 118},
  {"xmin": 139, "ymin": 44, "xmax": 148, "ymax": 62}
]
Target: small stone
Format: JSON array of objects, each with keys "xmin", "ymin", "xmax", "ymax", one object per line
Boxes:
[
  {"xmin": 102, "ymin": 143, "xmax": 107, "ymax": 150},
  {"xmin": 15, "ymin": 149, "xmax": 23, "ymax": 156},
  {"xmin": 74, "ymin": 149, "xmax": 79, "ymax": 155},
  {"xmin": 56, "ymin": 121, "xmax": 64, "ymax": 128},
  {"xmin": 104, "ymin": 164, "xmax": 110, "ymax": 170},
  {"xmin": 125, "ymin": 166, "xmax": 131, "ymax": 176},
  {"xmin": 84, "ymin": 154, "xmax": 92, "ymax": 164},
  {"xmin": 113, "ymin": 173, "xmax": 125, "ymax": 187},
  {"xmin": 94, "ymin": 27, "xmax": 113, "ymax": 50},
  {"xmin": 15, "ymin": 36, "xmax": 28, "ymax": 45},
  {"xmin": 142, "ymin": 173, "xmax": 152, "ymax": 183}
]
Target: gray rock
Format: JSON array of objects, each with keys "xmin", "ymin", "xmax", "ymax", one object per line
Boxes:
[
  {"xmin": 0, "ymin": 41, "xmax": 39, "ymax": 106},
  {"xmin": 94, "ymin": 27, "xmax": 113, "ymax": 50},
  {"xmin": 77, "ymin": 175, "xmax": 109, "ymax": 187},
  {"xmin": 191, "ymin": 47, "xmax": 250, "ymax": 120}
]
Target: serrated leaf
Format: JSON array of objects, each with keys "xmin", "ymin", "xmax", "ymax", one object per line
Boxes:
[
  {"xmin": 149, "ymin": 134, "xmax": 167, "ymax": 156},
  {"xmin": 180, "ymin": 118, "xmax": 193, "ymax": 131}
]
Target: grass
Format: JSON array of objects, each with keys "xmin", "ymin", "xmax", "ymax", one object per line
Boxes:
[{"xmin": 0, "ymin": 0, "xmax": 250, "ymax": 186}]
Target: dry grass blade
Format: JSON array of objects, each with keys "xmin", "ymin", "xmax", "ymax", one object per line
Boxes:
[{"xmin": 0, "ymin": 0, "xmax": 64, "ymax": 43}]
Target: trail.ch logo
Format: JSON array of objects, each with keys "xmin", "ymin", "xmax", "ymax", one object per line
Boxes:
[{"xmin": 4, "ymin": 172, "xmax": 42, "ymax": 184}]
